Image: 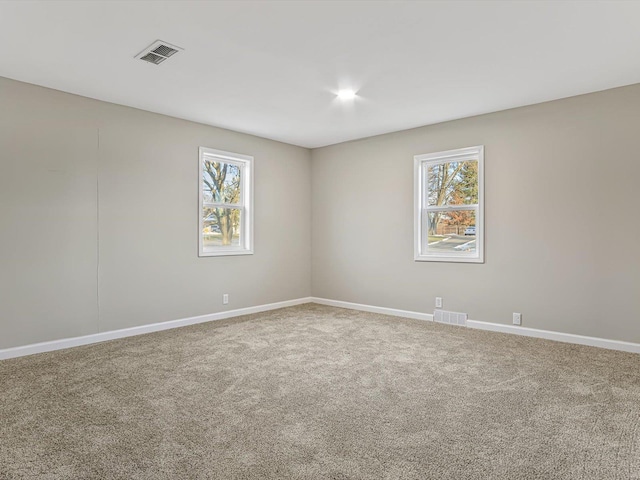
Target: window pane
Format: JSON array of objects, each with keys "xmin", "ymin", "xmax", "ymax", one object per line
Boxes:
[
  {"xmin": 202, "ymin": 207, "xmax": 242, "ymax": 249},
  {"xmin": 426, "ymin": 210, "xmax": 477, "ymax": 254},
  {"xmin": 202, "ymin": 159, "xmax": 242, "ymax": 204},
  {"xmin": 427, "ymin": 160, "xmax": 478, "ymax": 206}
]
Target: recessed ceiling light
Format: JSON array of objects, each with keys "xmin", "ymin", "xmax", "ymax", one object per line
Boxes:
[{"xmin": 337, "ymin": 89, "xmax": 356, "ymax": 101}]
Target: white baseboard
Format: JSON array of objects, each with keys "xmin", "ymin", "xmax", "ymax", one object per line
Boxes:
[
  {"xmin": 310, "ymin": 297, "xmax": 434, "ymax": 322},
  {"xmin": 311, "ymin": 297, "xmax": 640, "ymax": 354},
  {"xmin": 0, "ymin": 297, "xmax": 313, "ymax": 360},
  {"xmin": 4, "ymin": 297, "xmax": 638, "ymax": 360},
  {"xmin": 466, "ymin": 320, "xmax": 640, "ymax": 354},
  {"xmin": 311, "ymin": 297, "xmax": 640, "ymax": 353}
]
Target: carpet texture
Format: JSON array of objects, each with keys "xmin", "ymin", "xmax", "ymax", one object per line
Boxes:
[{"xmin": 1, "ymin": 304, "xmax": 639, "ymax": 479}]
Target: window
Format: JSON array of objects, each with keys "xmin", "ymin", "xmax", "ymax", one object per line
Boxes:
[
  {"xmin": 414, "ymin": 145, "xmax": 484, "ymax": 263},
  {"xmin": 199, "ymin": 147, "xmax": 253, "ymax": 256}
]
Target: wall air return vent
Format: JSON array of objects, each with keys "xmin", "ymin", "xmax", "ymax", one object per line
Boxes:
[
  {"xmin": 135, "ymin": 40, "xmax": 183, "ymax": 65},
  {"xmin": 434, "ymin": 309, "xmax": 468, "ymax": 327}
]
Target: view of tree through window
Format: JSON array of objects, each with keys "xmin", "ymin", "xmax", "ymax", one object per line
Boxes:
[
  {"xmin": 415, "ymin": 146, "xmax": 483, "ymax": 262},
  {"xmin": 202, "ymin": 160, "xmax": 242, "ymax": 248},
  {"xmin": 199, "ymin": 147, "xmax": 253, "ymax": 257},
  {"xmin": 427, "ymin": 160, "xmax": 478, "ymax": 245}
]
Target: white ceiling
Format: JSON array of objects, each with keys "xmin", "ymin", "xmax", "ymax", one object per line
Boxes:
[{"xmin": 1, "ymin": 1, "xmax": 640, "ymax": 148}]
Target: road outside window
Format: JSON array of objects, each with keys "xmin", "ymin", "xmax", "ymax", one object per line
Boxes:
[{"xmin": 414, "ymin": 146, "xmax": 484, "ymax": 263}]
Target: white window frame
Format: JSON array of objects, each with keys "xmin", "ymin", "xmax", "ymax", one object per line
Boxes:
[
  {"xmin": 199, "ymin": 147, "xmax": 254, "ymax": 257},
  {"xmin": 414, "ymin": 145, "xmax": 484, "ymax": 263}
]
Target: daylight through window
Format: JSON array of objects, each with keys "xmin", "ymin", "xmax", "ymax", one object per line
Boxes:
[
  {"xmin": 414, "ymin": 146, "xmax": 484, "ymax": 263},
  {"xmin": 199, "ymin": 147, "xmax": 253, "ymax": 256}
]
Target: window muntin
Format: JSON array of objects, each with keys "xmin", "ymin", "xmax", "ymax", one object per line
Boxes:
[
  {"xmin": 414, "ymin": 146, "xmax": 484, "ymax": 263},
  {"xmin": 199, "ymin": 148, "xmax": 253, "ymax": 257}
]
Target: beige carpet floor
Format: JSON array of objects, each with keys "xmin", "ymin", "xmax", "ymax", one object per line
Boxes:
[{"xmin": 1, "ymin": 304, "xmax": 639, "ymax": 479}]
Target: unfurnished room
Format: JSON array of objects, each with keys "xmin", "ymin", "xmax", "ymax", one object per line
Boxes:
[{"xmin": 1, "ymin": 1, "xmax": 639, "ymax": 479}]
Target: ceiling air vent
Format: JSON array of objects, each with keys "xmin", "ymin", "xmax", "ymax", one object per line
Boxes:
[{"xmin": 135, "ymin": 40, "xmax": 183, "ymax": 65}]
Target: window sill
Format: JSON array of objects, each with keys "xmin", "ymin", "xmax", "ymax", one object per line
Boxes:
[
  {"xmin": 199, "ymin": 249, "xmax": 254, "ymax": 257},
  {"xmin": 414, "ymin": 254, "xmax": 484, "ymax": 264}
]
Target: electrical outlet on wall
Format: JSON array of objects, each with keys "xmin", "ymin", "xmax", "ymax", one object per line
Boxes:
[
  {"xmin": 513, "ymin": 313, "xmax": 522, "ymax": 326},
  {"xmin": 435, "ymin": 297, "xmax": 443, "ymax": 308},
  {"xmin": 223, "ymin": 294, "xmax": 229, "ymax": 305}
]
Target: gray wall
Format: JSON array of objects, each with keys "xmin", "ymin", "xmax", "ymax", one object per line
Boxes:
[
  {"xmin": 3, "ymin": 76, "xmax": 639, "ymax": 350},
  {"xmin": 0, "ymin": 77, "xmax": 311, "ymax": 349},
  {"xmin": 312, "ymin": 84, "xmax": 640, "ymax": 343}
]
